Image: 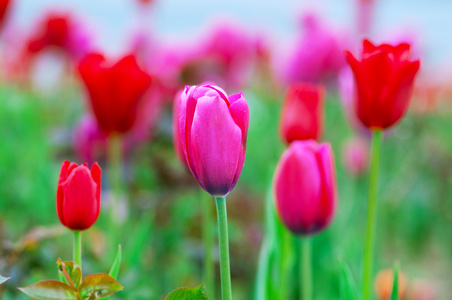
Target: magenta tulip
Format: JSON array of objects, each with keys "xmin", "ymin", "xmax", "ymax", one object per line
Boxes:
[
  {"xmin": 273, "ymin": 140, "xmax": 337, "ymax": 235},
  {"xmin": 178, "ymin": 84, "xmax": 249, "ymax": 196}
]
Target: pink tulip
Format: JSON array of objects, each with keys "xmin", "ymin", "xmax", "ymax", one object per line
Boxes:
[
  {"xmin": 280, "ymin": 12, "xmax": 348, "ymax": 84},
  {"xmin": 273, "ymin": 140, "xmax": 337, "ymax": 235},
  {"xmin": 342, "ymin": 136, "xmax": 369, "ymax": 176},
  {"xmin": 179, "ymin": 84, "xmax": 249, "ymax": 196},
  {"xmin": 73, "ymin": 115, "xmax": 108, "ymax": 164}
]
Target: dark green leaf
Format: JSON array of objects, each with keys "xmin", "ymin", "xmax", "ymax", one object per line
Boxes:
[
  {"xmin": 338, "ymin": 258, "xmax": 358, "ymax": 300},
  {"xmin": 79, "ymin": 273, "xmax": 123, "ymax": 299},
  {"xmin": 57, "ymin": 259, "xmax": 82, "ymax": 289},
  {"xmin": 390, "ymin": 263, "xmax": 399, "ymax": 300},
  {"xmin": 18, "ymin": 280, "xmax": 78, "ymax": 300},
  {"xmin": 165, "ymin": 283, "xmax": 208, "ymax": 300}
]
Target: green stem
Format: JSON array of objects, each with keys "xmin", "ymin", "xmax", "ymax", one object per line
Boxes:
[
  {"xmin": 108, "ymin": 134, "xmax": 122, "ymax": 254},
  {"xmin": 362, "ymin": 130, "xmax": 382, "ymax": 300},
  {"xmin": 300, "ymin": 238, "xmax": 312, "ymax": 300},
  {"xmin": 215, "ymin": 196, "xmax": 232, "ymax": 300},
  {"xmin": 203, "ymin": 193, "xmax": 214, "ymax": 299},
  {"xmin": 73, "ymin": 231, "xmax": 82, "ymax": 268}
]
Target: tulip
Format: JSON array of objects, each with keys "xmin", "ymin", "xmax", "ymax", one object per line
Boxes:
[
  {"xmin": 56, "ymin": 160, "xmax": 101, "ymax": 268},
  {"xmin": 273, "ymin": 140, "xmax": 336, "ymax": 300},
  {"xmin": 73, "ymin": 115, "xmax": 108, "ymax": 164},
  {"xmin": 273, "ymin": 140, "xmax": 337, "ymax": 235},
  {"xmin": 56, "ymin": 161, "xmax": 101, "ymax": 231},
  {"xmin": 179, "ymin": 84, "xmax": 249, "ymax": 197},
  {"xmin": 78, "ymin": 53, "xmax": 152, "ymax": 135},
  {"xmin": 345, "ymin": 39, "xmax": 420, "ymax": 130},
  {"xmin": 0, "ymin": 0, "xmax": 12, "ymax": 31},
  {"xmin": 280, "ymin": 12, "xmax": 348, "ymax": 84},
  {"xmin": 279, "ymin": 82, "xmax": 324, "ymax": 144},
  {"xmin": 178, "ymin": 84, "xmax": 248, "ymax": 300}
]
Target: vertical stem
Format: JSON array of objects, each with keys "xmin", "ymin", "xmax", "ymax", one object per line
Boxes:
[
  {"xmin": 203, "ymin": 193, "xmax": 214, "ymax": 299},
  {"xmin": 362, "ymin": 130, "xmax": 382, "ymax": 300},
  {"xmin": 300, "ymin": 238, "xmax": 312, "ymax": 300},
  {"xmin": 215, "ymin": 196, "xmax": 232, "ymax": 300},
  {"xmin": 73, "ymin": 231, "xmax": 82, "ymax": 268},
  {"xmin": 108, "ymin": 134, "xmax": 122, "ymax": 252}
]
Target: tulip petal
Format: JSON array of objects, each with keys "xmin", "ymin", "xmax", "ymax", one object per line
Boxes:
[
  {"xmin": 190, "ymin": 94, "xmax": 242, "ymax": 196},
  {"xmin": 60, "ymin": 166, "xmax": 99, "ymax": 230}
]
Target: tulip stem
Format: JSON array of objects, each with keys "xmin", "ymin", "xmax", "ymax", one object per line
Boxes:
[
  {"xmin": 301, "ymin": 238, "xmax": 312, "ymax": 300},
  {"xmin": 215, "ymin": 196, "xmax": 232, "ymax": 300},
  {"xmin": 108, "ymin": 134, "xmax": 122, "ymax": 256},
  {"xmin": 362, "ymin": 129, "xmax": 382, "ymax": 300},
  {"xmin": 73, "ymin": 231, "xmax": 82, "ymax": 269},
  {"xmin": 203, "ymin": 192, "xmax": 214, "ymax": 300}
]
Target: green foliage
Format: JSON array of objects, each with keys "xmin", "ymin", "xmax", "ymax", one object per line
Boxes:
[
  {"xmin": 390, "ymin": 263, "xmax": 399, "ymax": 300},
  {"xmin": 19, "ymin": 260, "xmax": 123, "ymax": 300},
  {"xmin": 165, "ymin": 283, "xmax": 208, "ymax": 300},
  {"xmin": 338, "ymin": 259, "xmax": 358, "ymax": 300}
]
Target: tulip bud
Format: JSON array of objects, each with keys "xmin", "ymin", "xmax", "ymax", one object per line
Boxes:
[
  {"xmin": 56, "ymin": 161, "xmax": 101, "ymax": 231},
  {"xmin": 344, "ymin": 39, "xmax": 420, "ymax": 130},
  {"xmin": 78, "ymin": 53, "xmax": 152, "ymax": 135},
  {"xmin": 374, "ymin": 268, "xmax": 407, "ymax": 300},
  {"xmin": 279, "ymin": 82, "xmax": 324, "ymax": 144},
  {"xmin": 341, "ymin": 136, "xmax": 369, "ymax": 176},
  {"xmin": 273, "ymin": 140, "xmax": 337, "ymax": 235},
  {"xmin": 178, "ymin": 84, "xmax": 249, "ymax": 197}
]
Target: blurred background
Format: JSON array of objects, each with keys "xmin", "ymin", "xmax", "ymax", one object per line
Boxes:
[{"xmin": 0, "ymin": 0, "xmax": 451, "ymax": 299}]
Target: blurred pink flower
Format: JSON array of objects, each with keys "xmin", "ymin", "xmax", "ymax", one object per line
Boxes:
[
  {"xmin": 73, "ymin": 115, "xmax": 108, "ymax": 164},
  {"xmin": 280, "ymin": 12, "xmax": 349, "ymax": 85},
  {"xmin": 341, "ymin": 136, "xmax": 369, "ymax": 177},
  {"xmin": 17, "ymin": 12, "xmax": 93, "ymax": 77},
  {"xmin": 179, "ymin": 22, "xmax": 259, "ymax": 90}
]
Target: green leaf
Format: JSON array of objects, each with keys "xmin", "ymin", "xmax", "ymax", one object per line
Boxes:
[
  {"xmin": 78, "ymin": 273, "xmax": 123, "ymax": 299},
  {"xmin": 390, "ymin": 263, "xmax": 399, "ymax": 300},
  {"xmin": 0, "ymin": 275, "xmax": 10, "ymax": 285},
  {"xmin": 338, "ymin": 258, "xmax": 358, "ymax": 300},
  {"xmin": 165, "ymin": 283, "xmax": 208, "ymax": 300},
  {"xmin": 57, "ymin": 259, "xmax": 82, "ymax": 289},
  {"xmin": 18, "ymin": 280, "xmax": 78, "ymax": 300},
  {"xmin": 108, "ymin": 245, "xmax": 122, "ymax": 279}
]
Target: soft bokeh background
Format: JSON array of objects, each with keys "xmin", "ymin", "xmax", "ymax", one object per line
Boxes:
[{"xmin": 0, "ymin": 0, "xmax": 451, "ymax": 299}]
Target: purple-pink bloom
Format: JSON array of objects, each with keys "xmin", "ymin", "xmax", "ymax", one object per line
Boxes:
[
  {"xmin": 279, "ymin": 12, "xmax": 349, "ymax": 84},
  {"xmin": 273, "ymin": 140, "xmax": 337, "ymax": 235},
  {"xmin": 179, "ymin": 84, "xmax": 249, "ymax": 196}
]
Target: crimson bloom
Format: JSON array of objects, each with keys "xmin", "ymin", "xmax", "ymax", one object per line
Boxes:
[
  {"xmin": 279, "ymin": 82, "xmax": 324, "ymax": 144},
  {"xmin": 179, "ymin": 84, "xmax": 249, "ymax": 196},
  {"xmin": 78, "ymin": 53, "xmax": 152, "ymax": 135},
  {"xmin": 0, "ymin": 0, "xmax": 12, "ymax": 30},
  {"xmin": 57, "ymin": 161, "xmax": 101, "ymax": 231},
  {"xmin": 273, "ymin": 140, "xmax": 337, "ymax": 235},
  {"xmin": 345, "ymin": 39, "xmax": 420, "ymax": 130}
]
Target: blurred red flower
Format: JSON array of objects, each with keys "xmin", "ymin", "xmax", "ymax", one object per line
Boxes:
[
  {"xmin": 78, "ymin": 53, "xmax": 152, "ymax": 135},
  {"xmin": 279, "ymin": 82, "xmax": 324, "ymax": 144}
]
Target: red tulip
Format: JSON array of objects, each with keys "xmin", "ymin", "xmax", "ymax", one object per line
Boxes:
[
  {"xmin": 273, "ymin": 140, "xmax": 337, "ymax": 235},
  {"xmin": 56, "ymin": 161, "xmax": 101, "ymax": 231},
  {"xmin": 279, "ymin": 82, "xmax": 324, "ymax": 144},
  {"xmin": 345, "ymin": 39, "xmax": 420, "ymax": 130},
  {"xmin": 0, "ymin": 0, "xmax": 12, "ymax": 30},
  {"xmin": 179, "ymin": 84, "xmax": 249, "ymax": 196},
  {"xmin": 78, "ymin": 53, "xmax": 152, "ymax": 135}
]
